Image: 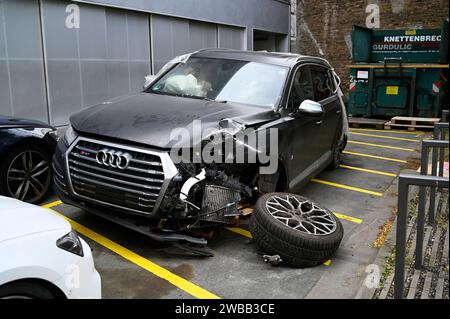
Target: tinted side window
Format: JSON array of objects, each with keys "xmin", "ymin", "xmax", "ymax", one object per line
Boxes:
[
  {"xmin": 310, "ymin": 66, "xmax": 334, "ymax": 102},
  {"xmin": 287, "ymin": 67, "xmax": 314, "ymax": 112}
]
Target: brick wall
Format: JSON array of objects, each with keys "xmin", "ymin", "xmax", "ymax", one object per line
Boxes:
[{"xmin": 291, "ymin": 0, "xmax": 449, "ymax": 93}]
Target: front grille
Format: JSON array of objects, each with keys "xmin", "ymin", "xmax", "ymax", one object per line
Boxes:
[{"xmin": 67, "ymin": 139, "xmax": 168, "ymax": 215}]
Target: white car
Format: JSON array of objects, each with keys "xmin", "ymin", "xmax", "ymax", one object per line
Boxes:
[{"xmin": 0, "ymin": 196, "xmax": 101, "ymax": 299}]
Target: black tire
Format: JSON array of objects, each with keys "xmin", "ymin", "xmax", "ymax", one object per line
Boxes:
[
  {"xmin": 0, "ymin": 144, "xmax": 52, "ymax": 204},
  {"xmin": 327, "ymin": 142, "xmax": 342, "ymax": 170},
  {"xmin": 249, "ymin": 193, "xmax": 343, "ymax": 268},
  {"xmin": 0, "ymin": 281, "xmax": 55, "ymax": 299}
]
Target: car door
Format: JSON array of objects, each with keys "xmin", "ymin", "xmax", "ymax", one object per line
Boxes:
[
  {"xmin": 277, "ymin": 65, "xmax": 323, "ymax": 191},
  {"xmin": 310, "ymin": 65, "xmax": 342, "ymax": 157}
]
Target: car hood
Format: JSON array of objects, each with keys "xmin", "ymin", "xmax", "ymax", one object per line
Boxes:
[
  {"xmin": 0, "ymin": 196, "xmax": 70, "ymax": 243},
  {"xmin": 0, "ymin": 116, "xmax": 54, "ymax": 129},
  {"xmin": 70, "ymin": 93, "xmax": 279, "ymax": 149}
]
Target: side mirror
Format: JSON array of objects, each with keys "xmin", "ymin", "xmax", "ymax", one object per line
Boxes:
[{"xmin": 297, "ymin": 100, "xmax": 324, "ymax": 118}]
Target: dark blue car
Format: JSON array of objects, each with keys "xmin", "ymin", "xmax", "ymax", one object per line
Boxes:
[{"xmin": 0, "ymin": 116, "xmax": 58, "ymax": 203}]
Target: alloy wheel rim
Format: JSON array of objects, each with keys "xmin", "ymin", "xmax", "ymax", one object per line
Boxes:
[
  {"xmin": 6, "ymin": 150, "xmax": 50, "ymax": 202},
  {"xmin": 265, "ymin": 194, "xmax": 337, "ymax": 236}
]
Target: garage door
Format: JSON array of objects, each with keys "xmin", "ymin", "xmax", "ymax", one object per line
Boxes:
[
  {"xmin": 41, "ymin": 0, "xmax": 151, "ymax": 126},
  {"xmin": 218, "ymin": 25, "xmax": 245, "ymax": 50},
  {"xmin": 151, "ymin": 15, "xmax": 217, "ymax": 73}
]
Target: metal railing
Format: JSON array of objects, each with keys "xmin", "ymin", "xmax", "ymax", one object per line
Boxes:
[
  {"xmin": 394, "ymin": 124, "xmax": 449, "ymax": 299},
  {"xmin": 394, "ymin": 174, "xmax": 449, "ymax": 299},
  {"xmin": 442, "ymin": 110, "xmax": 449, "ymax": 122},
  {"xmin": 416, "ymin": 140, "xmax": 449, "ymax": 266},
  {"xmin": 429, "ymin": 123, "xmax": 449, "ymax": 220}
]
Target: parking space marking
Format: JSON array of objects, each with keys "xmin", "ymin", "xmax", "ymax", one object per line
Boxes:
[
  {"xmin": 42, "ymin": 203, "xmax": 220, "ymax": 299},
  {"xmin": 42, "ymin": 199, "xmax": 63, "ymax": 209},
  {"xmin": 347, "ymin": 140, "xmax": 415, "ymax": 152},
  {"xmin": 343, "ymin": 150, "xmax": 407, "ymax": 163},
  {"xmin": 349, "ymin": 132, "xmax": 419, "ymax": 143},
  {"xmin": 349, "ymin": 128, "xmax": 424, "ymax": 136},
  {"xmin": 339, "ymin": 164, "xmax": 397, "ymax": 177},
  {"xmin": 311, "ymin": 178, "xmax": 384, "ymax": 197},
  {"xmin": 333, "ymin": 212, "xmax": 363, "ymax": 224},
  {"xmin": 43, "ymin": 201, "xmax": 360, "ymax": 289}
]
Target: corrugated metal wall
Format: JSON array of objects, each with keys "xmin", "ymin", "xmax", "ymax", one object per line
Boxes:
[
  {"xmin": 0, "ymin": 0, "xmax": 246, "ymax": 126},
  {"xmin": 41, "ymin": 0, "xmax": 151, "ymax": 125},
  {"xmin": 0, "ymin": 0, "xmax": 48, "ymax": 123}
]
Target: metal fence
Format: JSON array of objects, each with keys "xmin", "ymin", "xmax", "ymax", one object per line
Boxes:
[
  {"xmin": 394, "ymin": 121, "xmax": 449, "ymax": 299},
  {"xmin": 429, "ymin": 123, "xmax": 449, "ymax": 222},
  {"xmin": 442, "ymin": 110, "xmax": 449, "ymax": 122}
]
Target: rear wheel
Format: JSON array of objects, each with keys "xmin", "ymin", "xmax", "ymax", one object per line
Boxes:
[
  {"xmin": 250, "ymin": 193, "xmax": 343, "ymax": 267},
  {"xmin": 327, "ymin": 144, "xmax": 342, "ymax": 170},
  {"xmin": 0, "ymin": 144, "xmax": 52, "ymax": 203}
]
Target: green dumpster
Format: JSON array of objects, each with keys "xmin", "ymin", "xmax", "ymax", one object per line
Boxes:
[{"xmin": 348, "ymin": 20, "xmax": 449, "ymax": 118}]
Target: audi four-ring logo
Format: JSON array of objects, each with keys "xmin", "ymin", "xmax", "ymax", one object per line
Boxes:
[{"xmin": 96, "ymin": 149, "xmax": 132, "ymax": 169}]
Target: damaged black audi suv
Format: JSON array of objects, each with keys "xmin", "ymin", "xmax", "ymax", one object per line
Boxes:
[{"xmin": 53, "ymin": 49, "xmax": 347, "ymax": 266}]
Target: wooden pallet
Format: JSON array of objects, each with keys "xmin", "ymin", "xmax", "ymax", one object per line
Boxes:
[
  {"xmin": 385, "ymin": 117, "xmax": 441, "ymax": 131},
  {"xmin": 348, "ymin": 117, "xmax": 387, "ymax": 129}
]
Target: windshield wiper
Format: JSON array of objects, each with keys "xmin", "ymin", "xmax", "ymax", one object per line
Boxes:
[
  {"xmin": 149, "ymin": 90, "xmax": 227, "ymax": 103},
  {"xmin": 149, "ymin": 90, "xmax": 185, "ymax": 98},
  {"xmin": 189, "ymin": 96, "xmax": 227, "ymax": 103},
  {"xmin": 202, "ymin": 97, "xmax": 228, "ymax": 103}
]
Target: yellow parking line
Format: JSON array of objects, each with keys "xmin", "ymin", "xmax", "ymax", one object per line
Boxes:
[
  {"xmin": 343, "ymin": 150, "xmax": 407, "ymax": 163},
  {"xmin": 349, "ymin": 128, "xmax": 423, "ymax": 135},
  {"xmin": 43, "ymin": 201, "xmax": 350, "ymax": 274},
  {"xmin": 225, "ymin": 227, "xmax": 253, "ymax": 238},
  {"xmin": 42, "ymin": 200, "xmax": 63, "ymax": 209},
  {"xmin": 311, "ymin": 178, "xmax": 383, "ymax": 197},
  {"xmin": 348, "ymin": 140, "xmax": 415, "ymax": 152},
  {"xmin": 339, "ymin": 164, "xmax": 397, "ymax": 177},
  {"xmin": 349, "ymin": 132, "xmax": 419, "ymax": 143},
  {"xmin": 333, "ymin": 212, "xmax": 363, "ymax": 224},
  {"xmin": 43, "ymin": 204, "xmax": 220, "ymax": 299}
]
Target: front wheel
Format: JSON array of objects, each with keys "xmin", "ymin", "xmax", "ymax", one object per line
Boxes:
[
  {"xmin": 0, "ymin": 144, "xmax": 52, "ymax": 203},
  {"xmin": 0, "ymin": 281, "xmax": 56, "ymax": 299},
  {"xmin": 250, "ymin": 193, "xmax": 343, "ymax": 267}
]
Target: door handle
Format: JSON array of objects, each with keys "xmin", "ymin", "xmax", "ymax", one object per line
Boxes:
[
  {"xmin": 315, "ymin": 120, "xmax": 323, "ymax": 125},
  {"xmin": 336, "ymin": 110, "xmax": 342, "ymax": 114}
]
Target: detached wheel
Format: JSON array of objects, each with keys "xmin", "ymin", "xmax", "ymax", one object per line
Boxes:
[
  {"xmin": 0, "ymin": 144, "xmax": 51, "ymax": 203},
  {"xmin": 250, "ymin": 193, "xmax": 343, "ymax": 267}
]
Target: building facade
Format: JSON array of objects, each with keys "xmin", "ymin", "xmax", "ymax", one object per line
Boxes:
[{"xmin": 0, "ymin": 0, "xmax": 291, "ymax": 126}]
